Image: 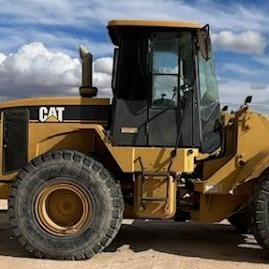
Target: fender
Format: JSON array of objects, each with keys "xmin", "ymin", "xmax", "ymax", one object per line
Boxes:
[{"xmin": 231, "ymin": 146, "xmax": 269, "ymax": 193}]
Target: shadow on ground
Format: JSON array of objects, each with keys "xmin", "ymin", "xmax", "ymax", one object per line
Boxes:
[
  {"xmin": 106, "ymin": 219, "xmax": 269, "ymax": 264},
  {"xmin": 0, "ymin": 212, "xmax": 268, "ymax": 264}
]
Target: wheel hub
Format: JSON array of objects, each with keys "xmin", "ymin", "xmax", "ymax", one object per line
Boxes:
[{"xmin": 35, "ymin": 181, "xmax": 91, "ymax": 237}]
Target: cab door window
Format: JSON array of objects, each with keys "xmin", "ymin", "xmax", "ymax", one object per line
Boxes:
[{"xmin": 152, "ymin": 35, "xmax": 178, "ymax": 107}]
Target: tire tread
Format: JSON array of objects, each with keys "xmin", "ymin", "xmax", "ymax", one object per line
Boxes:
[{"xmin": 8, "ymin": 150, "xmax": 123, "ymax": 260}]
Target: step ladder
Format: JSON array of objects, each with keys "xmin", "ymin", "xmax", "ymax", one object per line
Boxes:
[{"xmin": 134, "ymin": 171, "xmax": 177, "ymax": 218}]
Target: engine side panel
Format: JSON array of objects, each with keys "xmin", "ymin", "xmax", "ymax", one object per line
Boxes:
[{"xmin": 2, "ymin": 109, "xmax": 29, "ymax": 173}]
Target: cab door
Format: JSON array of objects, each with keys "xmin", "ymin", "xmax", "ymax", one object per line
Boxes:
[
  {"xmin": 148, "ymin": 33, "xmax": 178, "ymax": 146},
  {"xmin": 148, "ymin": 32, "xmax": 198, "ymax": 148}
]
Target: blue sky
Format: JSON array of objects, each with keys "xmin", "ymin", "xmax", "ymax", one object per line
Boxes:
[{"xmin": 0, "ymin": 0, "xmax": 269, "ymax": 112}]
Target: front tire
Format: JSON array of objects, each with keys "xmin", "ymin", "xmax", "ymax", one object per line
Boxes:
[
  {"xmin": 8, "ymin": 150, "xmax": 123, "ymax": 260},
  {"xmin": 253, "ymin": 172, "xmax": 269, "ymax": 250}
]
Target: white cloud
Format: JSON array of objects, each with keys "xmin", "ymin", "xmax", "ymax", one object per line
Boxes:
[
  {"xmin": 94, "ymin": 57, "xmax": 113, "ymax": 75},
  {"xmin": 212, "ymin": 31, "xmax": 267, "ymax": 55},
  {"xmin": 93, "ymin": 57, "xmax": 113, "ymax": 97},
  {"xmin": 0, "ymin": 1, "xmax": 269, "ymax": 57},
  {"xmin": 93, "ymin": 73, "xmax": 112, "ymax": 96},
  {"xmin": 0, "ymin": 53, "xmax": 6, "ymax": 64},
  {"xmin": 218, "ymin": 79, "xmax": 269, "ymax": 105},
  {"xmin": 0, "ymin": 42, "xmax": 80, "ymax": 98},
  {"xmin": 1, "ymin": 0, "xmax": 269, "ymax": 32},
  {"xmin": 0, "ymin": 26, "xmax": 113, "ymax": 58},
  {"xmin": 0, "ymin": 42, "xmax": 112, "ymax": 100},
  {"xmin": 221, "ymin": 62, "xmax": 265, "ymax": 77},
  {"xmin": 254, "ymin": 56, "xmax": 269, "ymax": 67},
  {"xmin": 29, "ymin": 31, "xmax": 113, "ymax": 57}
]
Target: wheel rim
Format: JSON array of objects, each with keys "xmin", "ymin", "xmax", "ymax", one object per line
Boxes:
[{"xmin": 35, "ymin": 181, "xmax": 92, "ymax": 237}]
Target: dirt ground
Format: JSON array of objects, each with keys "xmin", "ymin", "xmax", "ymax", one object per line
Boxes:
[{"xmin": 1, "ymin": 211, "xmax": 269, "ymax": 269}]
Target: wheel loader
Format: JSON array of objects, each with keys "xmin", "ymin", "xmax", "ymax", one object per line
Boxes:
[{"xmin": 0, "ymin": 19, "xmax": 269, "ymax": 260}]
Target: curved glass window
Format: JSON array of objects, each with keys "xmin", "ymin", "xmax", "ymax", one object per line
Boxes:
[{"xmin": 198, "ymin": 51, "xmax": 219, "ymax": 121}]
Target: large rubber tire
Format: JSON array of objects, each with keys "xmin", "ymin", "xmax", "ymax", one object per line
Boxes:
[
  {"xmin": 8, "ymin": 150, "xmax": 123, "ymax": 260},
  {"xmin": 228, "ymin": 206, "xmax": 252, "ymax": 234},
  {"xmin": 253, "ymin": 172, "xmax": 269, "ymax": 250}
]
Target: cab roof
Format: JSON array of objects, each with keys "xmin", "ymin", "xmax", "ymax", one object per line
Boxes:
[
  {"xmin": 108, "ymin": 19, "xmax": 203, "ymax": 29},
  {"xmin": 107, "ymin": 19, "xmax": 203, "ymax": 45}
]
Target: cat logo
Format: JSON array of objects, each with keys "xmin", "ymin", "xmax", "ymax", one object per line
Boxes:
[{"xmin": 39, "ymin": 107, "xmax": 65, "ymax": 122}]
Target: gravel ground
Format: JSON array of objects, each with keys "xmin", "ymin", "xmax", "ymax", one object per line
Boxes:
[{"xmin": 0, "ymin": 211, "xmax": 269, "ymax": 269}]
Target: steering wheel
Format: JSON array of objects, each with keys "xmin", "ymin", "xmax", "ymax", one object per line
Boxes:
[{"xmin": 152, "ymin": 93, "xmax": 175, "ymax": 107}]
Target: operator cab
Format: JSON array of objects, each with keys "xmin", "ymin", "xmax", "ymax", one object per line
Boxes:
[{"xmin": 107, "ymin": 20, "xmax": 221, "ymax": 153}]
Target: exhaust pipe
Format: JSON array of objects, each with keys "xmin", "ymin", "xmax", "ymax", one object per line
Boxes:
[{"xmin": 79, "ymin": 45, "xmax": 97, "ymax": 97}]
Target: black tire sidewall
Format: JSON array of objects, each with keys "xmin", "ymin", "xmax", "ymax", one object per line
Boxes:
[
  {"xmin": 12, "ymin": 152, "xmax": 119, "ymax": 258},
  {"xmin": 253, "ymin": 177, "xmax": 269, "ymax": 249}
]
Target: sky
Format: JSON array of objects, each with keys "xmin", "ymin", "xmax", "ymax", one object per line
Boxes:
[{"xmin": 0, "ymin": 0, "xmax": 269, "ymax": 113}]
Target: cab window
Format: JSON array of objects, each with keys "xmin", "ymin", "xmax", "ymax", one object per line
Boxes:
[{"xmin": 152, "ymin": 34, "xmax": 178, "ymax": 107}]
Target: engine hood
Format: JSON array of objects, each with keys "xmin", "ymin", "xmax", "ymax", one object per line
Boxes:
[
  {"xmin": 0, "ymin": 96, "xmax": 110, "ymax": 109},
  {"xmin": 0, "ymin": 96, "xmax": 111, "ymax": 123}
]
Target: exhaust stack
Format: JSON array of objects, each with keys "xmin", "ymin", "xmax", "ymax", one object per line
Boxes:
[{"xmin": 79, "ymin": 45, "xmax": 97, "ymax": 97}]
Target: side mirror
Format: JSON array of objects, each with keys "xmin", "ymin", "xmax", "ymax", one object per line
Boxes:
[
  {"xmin": 222, "ymin": 105, "xmax": 229, "ymax": 112},
  {"xmin": 244, "ymin": 95, "xmax": 252, "ymax": 105}
]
